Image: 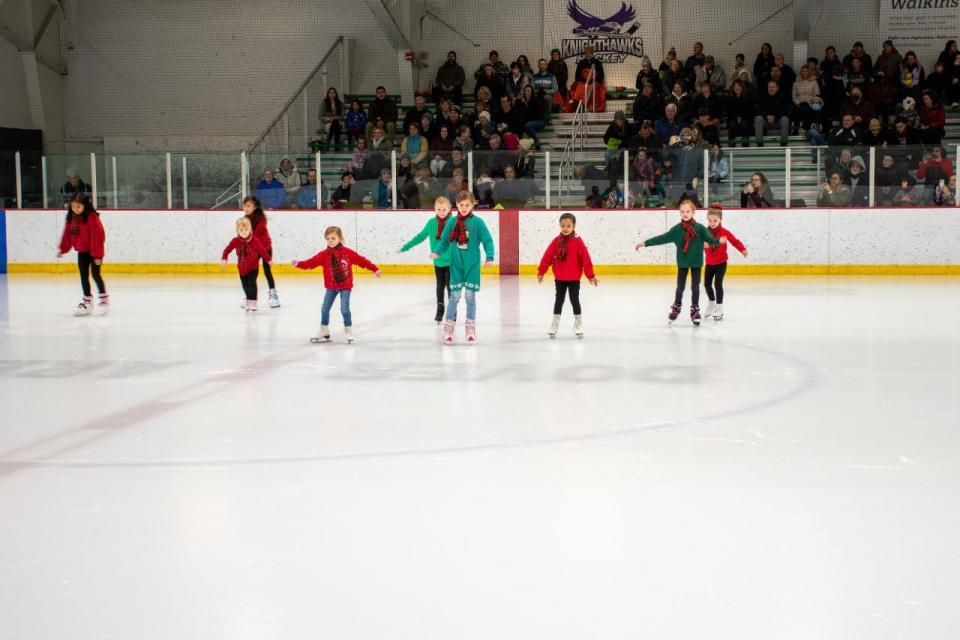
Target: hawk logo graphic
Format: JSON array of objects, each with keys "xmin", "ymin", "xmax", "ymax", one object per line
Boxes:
[
  {"xmin": 561, "ymin": 0, "xmax": 645, "ymax": 64},
  {"xmin": 567, "ymin": 0, "xmax": 639, "ymax": 36}
]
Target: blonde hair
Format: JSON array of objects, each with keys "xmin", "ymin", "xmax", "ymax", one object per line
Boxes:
[
  {"xmin": 324, "ymin": 225, "xmax": 343, "ymax": 240},
  {"xmin": 434, "ymin": 195, "xmax": 451, "ymax": 207},
  {"xmin": 455, "ymin": 190, "xmax": 475, "ymax": 204},
  {"xmin": 236, "ymin": 217, "xmax": 252, "ymax": 232},
  {"xmin": 707, "ymin": 205, "xmax": 723, "ymax": 218}
]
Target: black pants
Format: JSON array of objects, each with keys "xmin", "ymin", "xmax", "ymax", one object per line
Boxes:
[
  {"xmin": 434, "ymin": 265, "xmax": 451, "ymax": 305},
  {"xmin": 704, "ymin": 262, "xmax": 727, "ymax": 304},
  {"xmin": 326, "ymin": 119, "xmax": 342, "ymax": 145},
  {"xmin": 261, "ymin": 249, "xmax": 275, "ymax": 289},
  {"xmin": 675, "ymin": 267, "xmax": 701, "ymax": 306},
  {"xmin": 77, "ymin": 252, "xmax": 106, "ymax": 297},
  {"xmin": 240, "ymin": 268, "xmax": 259, "ymax": 301},
  {"xmin": 554, "ymin": 280, "xmax": 582, "ymax": 315}
]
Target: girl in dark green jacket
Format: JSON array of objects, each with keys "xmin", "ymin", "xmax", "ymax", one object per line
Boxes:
[{"xmin": 635, "ymin": 196, "xmax": 725, "ymax": 325}]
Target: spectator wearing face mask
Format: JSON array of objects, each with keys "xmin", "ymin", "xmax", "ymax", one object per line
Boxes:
[{"xmin": 839, "ymin": 86, "xmax": 875, "ymax": 125}]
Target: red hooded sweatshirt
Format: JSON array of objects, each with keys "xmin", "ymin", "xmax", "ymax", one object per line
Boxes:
[
  {"xmin": 59, "ymin": 212, "xmax": 106, "ymax": 259},
  {"xmin": 222, "ymin": 235, "xmax": 271, "ymax": 276},
  {"xmin": 294, "ymin": 244, "xmax": 379, "ymax": 290},
  {"xmin": 537, "ymin": 234, "xmax": 596, "ymax": 281},
  {"xmin": 704, "ymin": 224, "xmax": 746, "ymax": 266}
]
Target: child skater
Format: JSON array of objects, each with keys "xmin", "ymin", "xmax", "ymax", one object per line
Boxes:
[
  {"xmin": 537, "ymin": 212, "xmax": 598, "ymax": 338},
  {"xmin": 292, "ymin": 226, "xmax": 382, "ymax": 344},
  {"xmin": 221, "ymin": 217, "xmax": 272, "ymax": 313},
  {"xmin": 430, "ymin": 190, "xmax": 495, "ymax": 345},
  {"xmin": 703, "ymin": 204, "xmax": 747, "ymax": 321},
  {"xmin": 635, "ymin": 195, "xmax": 724, "ymax": 326},
  {"xmin": 58, "ymin": 193, "xmax": 108, "ymax": 316},
  {"xmin": 398, "ymin": 195, "xmax": 454, "ymax": 323},
  {"xmin": 243, "ymin": 196, "xmax": 280, "ymax": 308}
]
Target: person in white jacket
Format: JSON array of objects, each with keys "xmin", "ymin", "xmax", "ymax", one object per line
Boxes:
[{"xmin": 791, "ymin": 66, "xmax": 823, "ymax": 132}]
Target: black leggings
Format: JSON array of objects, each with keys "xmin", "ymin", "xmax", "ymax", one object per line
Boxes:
[
  {"xmin": 675, "ymin": 267, "xmax": 701, "ymax": 306},
  {"xmin": 261, "ymin": 249, "xmax": 275, "ymax": 289},
  {"xmin": 704, "ymin": 263, "xmax": 727, "ymax": 304},
  {"xmin": 554, "ymin": 280, "xmax": 582, "ymax": 315},
  {"xmin": 434, "ymin": 265, "xmax": 451, "ymax": 305},
  {"xmin": 240, "ymin": 268, "xmax": 259, "ymax": 301},
  {"xmin": 77, "ymin": 252, "xmax": 106, "ymax": 297}
]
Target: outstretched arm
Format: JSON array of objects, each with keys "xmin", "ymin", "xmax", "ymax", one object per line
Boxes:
[
  {"xmin": 292, "ymin": 249, "xmax": 326, "ymax": 270},
  {"xmin": 400, "ymin": 222, "xmax": 431, "ymax": 253}
]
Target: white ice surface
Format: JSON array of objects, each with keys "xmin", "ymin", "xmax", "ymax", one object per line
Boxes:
[{"xmin": 0, "ymin": 273, "xmax": 958, "ymax": 639}]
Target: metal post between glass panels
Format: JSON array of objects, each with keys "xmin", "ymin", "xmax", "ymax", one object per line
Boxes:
[
  {"xmin": 868, "ymin": 147, "xmax": 876, "ymax": 208},
  {"xmin": 165, "ymin": 152, "xmax": 172, "ymax": 209},
  {"xmin": 467, "ymin": 152, "xmax": 474, "ymax": 194},
  {"xmin": 89, "ymin": 153, "xmax": 98, "ymax": 208},
  {"xmin": 315, "ymin": 151, "xmax": 322, "ymax": 210},
  {"xmin": 240, "ymin": 152, "xmax": 248, "ymax": 200},
  {"xmin": 41, "ymin": 155, "xmax": 48, "ymax": 209},
  {"xmin": 784, "ymin": 148, "xmax": 791, "ymax": 208},
  {"xmin": 545, "ymin": 151, "xmax": 551, "ymax": 209},
  {"xmin": 390, "ymin": 150, "xmax": 397, "ymax": 210},
  {"xmin": 14, "ymin": 151, "xmax": 22, "ymax": 208}
]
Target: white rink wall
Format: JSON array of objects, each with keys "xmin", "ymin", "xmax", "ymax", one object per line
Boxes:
[{"xmin": 5, "ymin": 208, "xmax": 960, "ymax": 267}]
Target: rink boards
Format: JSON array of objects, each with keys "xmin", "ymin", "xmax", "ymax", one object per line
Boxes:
[{"xmin": 2, "ymin": 207, "xmax": 959, "ymax": 275}]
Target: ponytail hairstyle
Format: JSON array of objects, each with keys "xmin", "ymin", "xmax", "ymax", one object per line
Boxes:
[
  {"xmin": 708, "ymin": 204, "xmax": 723, "ymax": 219},
  {"xmin": 65, "ymin": 193, "xmax": 96, "ymax": 222},
  {"xmin": 243, "ymin": 195, "xmax": 265, "ymax": 229}
]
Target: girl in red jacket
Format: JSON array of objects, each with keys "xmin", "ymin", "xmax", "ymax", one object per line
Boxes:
[
  {"xmin": 703, "ymin": 205, "xmax": 747, "ymax": 321},
  {"xmin": 291, "ymin": 226, "xmax": 382, "ymax": 344},
  {"xmin": 243, "ymin": 196, "xmax": 280, "ymax": 308},
  {"xmin": 58, "ymin": 193, "xmax": 108, "ymax": 316},
  {"xmin": 537, "ymin": 212, "xmax": 598, "ymax": 338},
  {"xmin": 221, "ymin": 217, "xmax": 272, "ymax": 312}
]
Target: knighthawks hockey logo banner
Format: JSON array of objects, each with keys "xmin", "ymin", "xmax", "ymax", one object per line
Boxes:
[{"xmin": 561, "ymin": 0, "xmax": 645, "ymax": 63}]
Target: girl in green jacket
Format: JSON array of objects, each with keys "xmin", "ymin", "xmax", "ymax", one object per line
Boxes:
[
  {"xmin": 431, "ymin": 190, "xmax": 496, "ymax": 345},
  {"xmin": 636, "ymin": 196, "xmax": 725, "ymax": 325},
  {"xmin": 399, "ymin": 195, "xmax": 455, "ymax": 323}
]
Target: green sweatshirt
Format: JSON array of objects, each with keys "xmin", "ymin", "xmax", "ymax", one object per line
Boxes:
[
  {"xmin": 643, "ymin": 221, "xmax": 720, "ymax": 268},
  {"xmin": 401, "ymin": 216, "xmax": 452, "ymax": 267},
  {"xmin": 433, "ymin": 214, "xmax": 495, "ymax": 291}
]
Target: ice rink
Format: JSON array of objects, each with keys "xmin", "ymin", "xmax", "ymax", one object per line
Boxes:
[{"xmin": 1, "ymin": 273, "xmax": 958, "ymax": 639}]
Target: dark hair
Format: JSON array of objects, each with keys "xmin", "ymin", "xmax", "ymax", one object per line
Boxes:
[
  {"xmin": 677, "ymin": 195, "xmax": 697, "ymax": 208},
  {"xmin": 65, "ymin": 193, "xmax": 96, "ymax": 222},
  {"xmin": 376, "ymin": 85, "xmax": 386, "ymax": 91},
  {"xmin": 448, "ymin": 50, "xmax": 457, "ymax": 57},
  {"xmin": 324, "ymin": 87, "xmax": 343, "ymax": 115},
  {"xmin": 243, "ymin": 195, "xmax": 265, "ymax": 228},
  {"xmin": 559, "ymin": 212, "xmax": 577, "ymax": 225},
  {"xmin": 351, "ymin": 99, "xmax": 363, "ymax": 110},
  {"xmin": 510, "ymin": 62, "xmax": 520, "ymax": 70},
  {"xmin": 517, "ymin": 55, "xmax": 530, "ymax": 67},
  {"xmin": 489, "ymin": 50, "xmax": 499, "ymax": 57}
]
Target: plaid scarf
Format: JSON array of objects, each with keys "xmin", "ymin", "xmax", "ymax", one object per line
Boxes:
[
  {"xmin": 435, "ymin": 215, "xmax": 448, "ymax": 240},
  {"xmin": 70, "ymin": 219, "xmax": 81, "ymax": 236},
  {"xmin": 555, "ymin": 232, "xmax": 573, "ymax": 262},
  {"xmin": 449, "ymin": 212, "xmax": 473, "ymax": 245},
  {"xmin": 680, "ymin": 219, "xmax": 698, "ymax": 252},
  {"xmin": 329, "ymin": 244, "xmax": 348, "ymax": 283}
]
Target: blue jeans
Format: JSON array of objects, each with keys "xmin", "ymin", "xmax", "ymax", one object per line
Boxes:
[
  {"xmin": 445, "ymin": 287, "xmax": 476, "ymax": 321},
  {"xmin": 524, "ymin": 120, "xmax": 545, "ymax": 141},
  {"xmin": 321, "ymin": 288, "xmax": 352, "ymax": 326}
]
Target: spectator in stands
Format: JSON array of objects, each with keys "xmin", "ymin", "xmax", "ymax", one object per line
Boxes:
[
  {"xmin": 633, "ymin": 83, "xmax": 664, "ymax": 124},
  {"xmin": 817, "ymin": 172, "xmax": 852, "ymax": 206},
  {"xmin": 401, "ymin": 122, "xmax": 429, "ymax": 165},
  {"xmin": 576, "ymin": 45, "xmax": 605, "ymax": 85},
  {"xmin": 446, "ymin": 148, "xmax": 467, "ymax": 177},
  {"xmin": 934, "ymin": 174, "xmax": 956, "ymax": 206},
  {"xmin": 474, "ymin": 169, "xmax": 496, "ymax": 208},
  {"xmin": 948, "ymin": 53, "xmax": 960, "ymax": 107},
  {"xmin": 883, "ymin": 117, "xmax": 922, "ymax": 169},
  {"xmin": 708, "ymin": 145, "xmax": 729, "ymax": 182},
  {"xmin": 792, "ymin": 66, "xmax": 822, "ymax": 132},
  {"xmin": 821, "ymin": 64, "xmax": 847, "ymax": 122},
  {"xmin": 741, "ymin": 172, "xmax": 776, "ymax": 207},
  {"xmin": 893, "ymin": 179, "xmax": 923, "ymax": 206},
  {"xmin": 863, "ymin": 118, "xmax": 884, "ymax": 145},
  {"xmin": 374, "ymin": 168, "xmax": 393, "ymax": 208},
  {"xmin": 480, "ymin": 133, "xmax": 512, "ymax": 177},
  {"xmin": 516, "ymin": 85, "xmax": 546, "ymax": 145},
  {"xmin": 506, "ymin": 62, "xmax": 531, "ymax": 101},
  {"xmin": 631, "ymin": 149, "xmax": 658, "ymax": 198},
  {"xmin": 434, "ymin": 50, "xmax": 465, "ymax": 106},
  {"xmin": 695, "ymin": 56, "xmax": 727, "ymax": 93},
  {"xmin": 368, "ymin": 126, "xmax": 390, "ymax": 154},
  {"xmin": 938, "ymin": 40, "xmax": 959, "ymax": 67},
  {"xmin": 603, "ymin": 110, "xmax": 629, "ymax": 163},
  {"xmin": 754, "ymin": 80, "xmax": 790, "ymax": 147},
  {"xmin": 896, "ymin": 95, "xmax": 920, "ymax": 129},
  {"xmin": 805, "ymin": 57, "xmax": 821, "ymax": 80},
  {"xmin": 474, "ymin": 50, "xmax": 509, "ymax": 81},
  {"xmin": 662, "ymin": 59, "xmax": 687, "ymax": 96},
  {"xmin": 918, "ymin": 91, "xmax": 946, "ymax": 145},
  {"xmin": 321, "ymin": 88, "xmax": 345, "ymax": 147},
  {"xmin": 59, "ymin": 170, "xmax": 91, "ymax": 203},
  {"xmin": 636, "ymin": 56, "xmax": 661, "ymax": 95},
  {"xmin": 515, "ymin": 138, "xmax": 537, "ymax": 177},
  {"xmin": 926, "ymin": 61, "xmax": 949, "ymax": 103},
  {"xmin": 533, "ymin": 58, "xmax": 559, "ymax": 114},
  {"xmin": 753, "ymin": 43, "xmax": 775, "ymax": 84},
  {"xmin": 916, "ymin": 146, "xmax": 954, "ymax": 203},
  {"xmin": 411, "ymin": 164, "xmax": 440, "ymax": 208},
  {"xmin": 295, "ymin": 169, "xmax": 321, "ymax": 209},
  {"xmin": 474, "ymin": 110, "xmax": 496, "ymax": 146},
  {"xmin": 420, "ymin": 114, "xmax": 436, "ymax": 142},
  {"xmin": 870, "ymin": 70, "xmax": 897, "ymax": 124},
  {"xmin": 475, "ymin": 63, "xmax": 505, "ymax": 104},
  {"xmin": 548, "ymin": 49, "xmax": 569, "ymax": 97},
  {"xmin": 824, "ymin": 114, "xmax": 863, "ymax": 148},
  {"xmin": 430, "ymin": 125, "xmax": 454, "ymax": 175},
  {"xmin": 820, "ymin": 46, "xmax": 841, "ymax": 80},
  {"xmin": 517, "ymin": 55, "xmax": 535, "ymax": 78},
  {"xmin": 845, "ymin": 57, "xmax": 870, "ymax": 93},
  {"xmin": 570, "ymin": 67, "xmax": 606, "ymax": 112},
  {"xmin": 256, "ymin": 170, "xmax": 286, "ymax": 209},
  {"xmin": 735, "ymin": 68, "xmax": 756, "ymax": 99},
  {"xmin": 692, "ymin": 81, "xmax": 723, "ymax": 120},
  {"xmin": 345, "ymin": 100, "xmax": 367, "ymax": 144},
  {"xmin": 495, "ymin": 95, "xmax": 524, "ymax": 137},
  {"xmin": 843, "ymin": 42, "xmax": 873, "ymax": 76},
  {"xmin": 454, "ymin": 126, "xmax": 473, "ymax": 154},
  {"xmin": 876, "ymin": 153, "xmax": 912, "ymax": 206},
  {"xmin": 403, "ymin": 95, "xmax": 431, "ymax": 137},
  {"xmin": 330, "ymin": 171, "xmax": 354, "ymax": 208},
  {"xmin": 726, "ymin": 79, "xmax": 754, "ymax": 146},
  {"xmin": 493, "ymin": 164, "xmax": 532, "ymax": 206},
  {"xmin": 348, "ymin": 137, "xmax": 368, "ymax": 174},
  {"xmin": 667, "ymin": 81, "xmax": 693, "ymax": 121},
  {"xmin": 773, "ymin": 53, "xmax": 796, "ymax": 96},
  {"xmin": 654, "ymin": 103, "xmax": 685, "ymax": 145},
  {"xmin": 472, "ymin": 87, "xmax": 495, "ymax": 124},
  {"xmin": 732, "ymin": 54, "xmax": 752, "ymax": 86},
  {"xmin": 898, "ymin": 51, "xmax": 925, "ymax": 101},
  {"xmin": 395, "ymin": 154, "xmax": 413, "ymax": 184},
  {"xmin": 275, "ymin": 158, "xmax": 301, "ymax": 200},
  {"xmin": 445, "ymin": 167, "xmax": 468, "ymax": 201},
  {"xmin": 684, "ymin": 42, "xmax": 706, "ymax": 83},
  {"xmin": 662, "ymin": 128, "xmax": 702, "ymax": 203},
  {"xmin": 660, "ymin": 47, "xmax": 678, "ymax": 73},
  {"xmin": 830, "ymin": 148, "xmax": 854, "ymax": 183},
  {"xmin": 693, "ymin": 109, "xmax": 720, "ymax": 146},
  {"xmin": 434, "ymin": 100, "xmax": 453, "ymax": 130},
  {"xmin": 847, "ymin": 155, "xmax": 869, "ymax": 205},
  {"xmin": 628, "ymin": 120, "xmax": 663, "ymax": 156},
  {"xmin": 366, "ymin": 86, "xmax": 398, "ymax": 146},
  {"xmin": 839, "ymin": 86, "xmax": 875, "ymax": 125},
  {"xmin": 875, "ymin": 40, "xmax": 903, "ymax": 80}
]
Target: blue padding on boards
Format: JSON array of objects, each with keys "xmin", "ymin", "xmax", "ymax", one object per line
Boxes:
[{"xmin": 0, "ymin": 210, "xmax": 6, "ymax": 274}]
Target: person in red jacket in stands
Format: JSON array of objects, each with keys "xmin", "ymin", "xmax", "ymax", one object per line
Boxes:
[
  {"xmin": 58, "ymin": 193, "xmax": 108, "ymax": 316},
  {"xmin": 292, "ymin": 225, "xmax": 382, "ymax": 344},
  {"xmin": 221, "ymin": 216, "xmax": 271, "ymax": 313},
  {"xmin": 703, "ymin": 205, "xmax": 748, "ymax": 321},
  {"xmin": 537, "ymin": 212, "xmax": 598, "ymax": 339}
]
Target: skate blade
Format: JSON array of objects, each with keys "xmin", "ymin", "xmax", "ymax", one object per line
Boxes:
[{"xmin": 309, "ymin": 337, "xmax": 332, "ymax": 344}]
